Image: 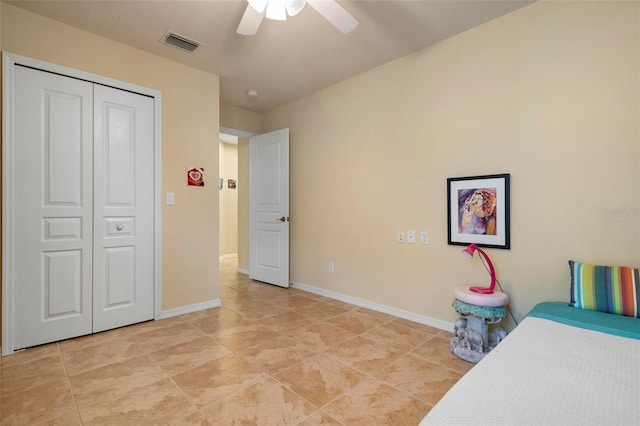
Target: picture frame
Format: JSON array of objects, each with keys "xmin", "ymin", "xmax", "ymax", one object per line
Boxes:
[
  {"xmin": 187, "ymin": 167, "xmax": 204, "ymax": 187},
  {"xmin": 447, "ymin": 173, "xmax": 510, "ymax": 249}
]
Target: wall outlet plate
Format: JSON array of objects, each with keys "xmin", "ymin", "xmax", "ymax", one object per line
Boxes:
[
  {"xmin": 407, "ymin": 230, "xmax": 416, "ymax": 244},
  {"xmin": 420, "ymin": 231, "xmax": 429, "ymax": 245}
]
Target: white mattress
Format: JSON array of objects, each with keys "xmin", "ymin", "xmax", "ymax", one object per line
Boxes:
[{"xmin": 421, "ymin": 316, "xmax": 640, "ymax": 425}]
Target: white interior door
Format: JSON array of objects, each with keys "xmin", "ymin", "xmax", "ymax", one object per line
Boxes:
[
  {"xmin": 92, "ymin": 85, "xmax": 155, "ymax": 332},
  {"xmin": 6, "ymin": 64, "xmax": 155, "ymax": 351},
  {"xmin": 249, "ymin": 128, "xmax": 290, "ymax": 287},
  {"xmin": 11, "ymin": 66, "xmax": 94, "ymax": 349}
]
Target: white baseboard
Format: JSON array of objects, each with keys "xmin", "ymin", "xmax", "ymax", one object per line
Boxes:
[
  {"xmin": 157, "ymin": 298, "xmax": 221, "ymax": 319},
  {"xmin": 291, "ymin": 281, "xmax": 454, "ymax": 333},
  {"xmin": 237, "ymin": 267, "xmax": 249, "ymax": 275},
  {"xmin": 219, "ymin": 253, "xmax": 238, "ymax": 261}
]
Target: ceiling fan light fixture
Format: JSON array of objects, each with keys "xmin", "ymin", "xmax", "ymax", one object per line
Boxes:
[
  {"xmin": 266, "ymin": 0, "xmax": 287, "ymax": 20},
  {"xmin": 238, "ymin": 0, "xmax": 357, "ymax": 35},
  {"xmin": 248, "ymin": 0, "xmax": 268, "ymax": 13},
  {"xmin": 285, "ymin": 0, "xmax": 306, "ymax": 16}
]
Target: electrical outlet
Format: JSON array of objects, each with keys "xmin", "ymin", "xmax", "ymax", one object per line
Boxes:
[
  {"xmin": 397, "ymin": 230, "xmax": 404, "ymax": 243},
  {"xmin": 421, "ymin": 231, "xmax": 429, "ymax": 245},
  {"xmin": 328, "ymin": 262, "xmax": 334, "ymax": 273},
  {"xmin": 407, "ymin": 230, "xmax": 416, "ymax": 244}
]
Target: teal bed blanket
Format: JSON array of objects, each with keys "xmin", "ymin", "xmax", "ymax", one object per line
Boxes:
[{"xmin": 527, "ymin": 301, "xmax": 640, "ymax": 340}]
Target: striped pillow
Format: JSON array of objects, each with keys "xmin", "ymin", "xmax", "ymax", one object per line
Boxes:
[{"xmin": 569, "ymin": 260, "xmax": 640, "ymax": 318}]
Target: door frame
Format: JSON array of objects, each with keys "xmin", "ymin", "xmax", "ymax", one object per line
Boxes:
[
  {"xmin": 2, "ymin": 52, "xmax": 163, "ymax": 355},
  {"xmin": 219, "ymin": 127, "xmax": 290, "ymax": 287}
]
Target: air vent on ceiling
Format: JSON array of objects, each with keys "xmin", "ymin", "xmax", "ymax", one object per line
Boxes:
[{"xmin": 162, "ymin": 31, "xmax": 200, "ymax": 53}]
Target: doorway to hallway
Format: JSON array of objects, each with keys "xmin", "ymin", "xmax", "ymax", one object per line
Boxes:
[{"xmin": 219, "ymin": 134, "xmax": 240, "ymax": 265}]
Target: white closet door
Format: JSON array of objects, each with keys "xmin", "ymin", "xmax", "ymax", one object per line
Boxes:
[
  {"xmin": 12, "ymin": 66, "xmax": 94, "ymax": 349},
  {"xmin": 10, "ymin": 66, "xmax": 155, "ymax": 350},
  {"xmin": 92, "ymin": 85, "xmax": 155, "ymax": 332}
]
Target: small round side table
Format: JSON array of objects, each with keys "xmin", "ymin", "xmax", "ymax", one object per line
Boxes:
[{"xmin": 450, "ymin": 287, "xmax": 508, "ymax": 363}]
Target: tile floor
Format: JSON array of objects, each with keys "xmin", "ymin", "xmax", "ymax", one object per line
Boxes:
[{"xmin": 0, "ymin": 258, "xmax": 472, "ymax": 425}]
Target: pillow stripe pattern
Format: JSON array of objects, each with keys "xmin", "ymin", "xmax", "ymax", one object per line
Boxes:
[
  {"xmin": 612, "ymin": 266, "xmax": 639, "ymax": 317},
  {"xmin": 569, "ymin": 260, "xmax": 639, "ymax": 318}
]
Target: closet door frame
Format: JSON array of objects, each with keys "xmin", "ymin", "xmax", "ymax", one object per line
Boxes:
[{"xmin": 2, "ymin": 52, "xmax": 163, "ymax": 356}]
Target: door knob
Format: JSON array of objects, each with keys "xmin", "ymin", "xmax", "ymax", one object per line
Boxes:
[
  {"xmin": 277, "ymin": 216, "xmax": 286, "ymax": 222},
  {"xmin": 116, "ymin": 224, "xmax": 124, "ymax": 231}
]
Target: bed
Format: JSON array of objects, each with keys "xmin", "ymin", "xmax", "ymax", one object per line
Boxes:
[{"xmin": 421, "ymin": 301, "xmax": 640, "ymax": 425}]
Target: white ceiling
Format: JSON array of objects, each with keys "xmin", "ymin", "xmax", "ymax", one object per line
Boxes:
[{"xmin": 7, "ymin": 0, "xmax": 535, "ymax": 113}]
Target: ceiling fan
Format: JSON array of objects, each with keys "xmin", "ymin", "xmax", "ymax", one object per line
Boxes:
[{"xmin": 237, "ymin": 0, "xmax": 359, "ymax": 36}]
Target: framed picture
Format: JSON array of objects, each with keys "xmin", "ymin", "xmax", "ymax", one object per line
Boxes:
[
  {"xmin": 187, "ymin": 167, "xmax": 204, "ymax": 186},
  {"xmin": 447, "ymin": 173, "xmax": 510, "ymax": 249}
]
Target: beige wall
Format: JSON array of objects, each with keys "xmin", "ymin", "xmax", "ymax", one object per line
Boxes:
[
  {"xmin": 2, "ymin": 4, "xmax": 220, "ymax": 316},
  {"xmin": 264, "ymin": 1, "xmax": 640, "ymax": 325},
  {"xmin": 219, "ymin": 141, "xmax": 238, "ymax": 257},
  {"xmin": 221, "ymin": 103, "xmax": 263, "ymax": 135}
]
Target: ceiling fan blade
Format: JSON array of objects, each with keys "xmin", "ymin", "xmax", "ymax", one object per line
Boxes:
[
  {"xmin": 306, "ymin": 0, "xmax": 358, "ymax": 33},
  {"xmin": 237, "ymin": 4, "xmax": 265, "ymax": 36}
]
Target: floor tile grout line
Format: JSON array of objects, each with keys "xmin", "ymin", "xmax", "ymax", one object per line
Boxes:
[
  {"xmin": 68, "ymin": 320, "xmax": 216, "ymax": 375},
  {"xmin": 368, "ymin": 350, "xmax": 441, "ymax": 407},
  {"xmin": 265, "ymin": 360, "xmax": 350, "ymax": 426},
  {"xmin": 165, "ymin": 375, "xmax": 213, "ymax": 423},
  {"xmin": 311, "ymin": 331, "xmax": 461, "ymax": 409},
  {"xmin": 175, "ymin": 370, "xmax": 272, "ymax": 421},
  {"xmin": 405, "ymin": 336, "xmax": 474, "ymax": 375},
  {"xmin": 296, "ymin": 409, "xmax": 346, "ymax": 426},
  {"xmin": 57, "ymin": 342, "xmax": 85, "ymax": 425}
]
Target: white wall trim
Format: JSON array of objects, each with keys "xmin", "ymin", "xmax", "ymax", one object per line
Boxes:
[
  {"xmin": 219, "ymin": 253, "xmax": 238, "ymax": 261},
  {"xmin": 157, "ymin": 299, "xmax": 222, "ymax": 319},
  {"xmin": 2, "ymin": 53, "xmax": 16, "ymax": 356},
  {"xmin": 291, "ymin": 281, "xmax": 454, "ymax": 333},
  {"xmin": 221, "ymin": 265, "xmax": 453, "ymax": 331},
  {"xmin": 220, "ymin": 126, "xmax": 258, "ymax": 140},
  {"xmin": 2, "ymin": 52, "xmax": 163, "ymax": 355},
  {"xmin": 219, "ymin": 133, "xmax": 238, "ymax": 145}
]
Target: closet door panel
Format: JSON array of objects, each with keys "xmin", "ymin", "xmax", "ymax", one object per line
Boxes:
[
  {"xmin": 43, "ymin": 250, "xmax": 83, "ymax": 316},
  {"xmin": 93, "ymin": 85, "xmax": 155, "ymax": 332},
  {"xmin": 12, "ymin": 66, "xmax": 93, "ymax": 350},
  {"xmin": 104, "ymin": 246, "xmax": 136, "ymax": 306}
]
